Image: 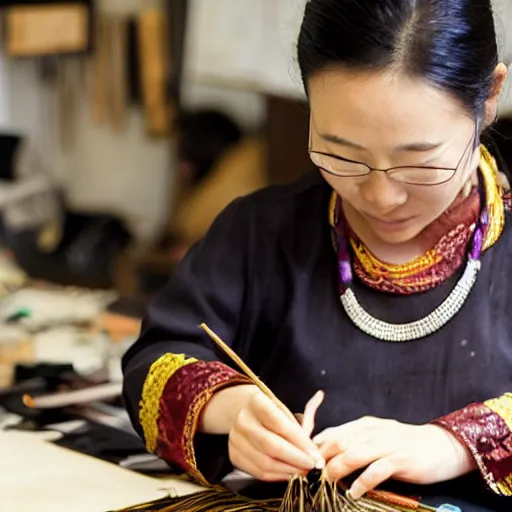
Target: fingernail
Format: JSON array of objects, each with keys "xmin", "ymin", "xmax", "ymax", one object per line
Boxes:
[
  {"xmin": 315, "ymin": 458, "xmax": 325, "ymax": 470},
  {"xmin": 348, "ymin": 483, "xmax": 364, "ymax": 501},
  {"xmin": 301, "ymin": 458, "xmax": 316, "ymax": 470},
  {"xmin": 308, "ymin": 450, "xmax": 325, "ymax": 469}
]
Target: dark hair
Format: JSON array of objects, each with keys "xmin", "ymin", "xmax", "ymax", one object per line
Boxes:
[
  {"xmin": 297, "ymin": 0, "xmax": 498, "ymax": 119},
  {"xmin": 175, "ymin": 109, "xmax": 242, "ymax": 183}
]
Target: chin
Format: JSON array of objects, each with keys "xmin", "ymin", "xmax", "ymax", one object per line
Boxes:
[{"xmin": 371, "ymin": 225, "xmax": 424, "ymax": 245}]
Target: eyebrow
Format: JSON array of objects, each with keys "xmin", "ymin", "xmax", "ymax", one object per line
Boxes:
[{"xmin": 318, "ymin": 133, "xmax": 443, "ymax": 152}]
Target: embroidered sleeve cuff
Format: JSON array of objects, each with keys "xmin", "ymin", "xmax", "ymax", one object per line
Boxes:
[
  {"xmin": 138, "ymin": 353, "xmax": 250, "ymax": 486},
  {"xmin": 433, "ymin": 394, "xmax": 512, "ymax": 496}
]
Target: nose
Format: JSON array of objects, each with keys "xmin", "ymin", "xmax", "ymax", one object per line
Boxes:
[{"xmin": 360, "ymin": 171, "xmax": 408, "ymax": 213}]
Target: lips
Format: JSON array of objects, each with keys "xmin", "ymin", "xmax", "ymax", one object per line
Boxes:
[
  {"xmin": 376, "ymin": 217, "xmax": 413, "ymax": 225},
  {"xmin": 363, "ymin": 213, "xmax": 416, "ymax": 231},
  {"xmin": 364, "ymin": 213, "xmax": 415, "ymax": 224}
]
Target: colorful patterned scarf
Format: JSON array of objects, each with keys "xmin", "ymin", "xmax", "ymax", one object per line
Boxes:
[{"xmin": 333, "ymin": 145, "xmax": 507, "ymax": 295}]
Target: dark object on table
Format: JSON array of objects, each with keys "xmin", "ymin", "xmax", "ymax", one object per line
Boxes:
[
  {"xmin": 52, "ymin": 421, "xmax": 147, "ymax": 465},
  {"xmin": 14, "ymin": 363, "xmax": 74, "ymax": 386},
  {"xmin": 1, "ymin": 362, "xmax": 97, "ymax": 424},
  {"xmin": 5, "ymin": 210, "xmax": 132, "ymax": 288}
]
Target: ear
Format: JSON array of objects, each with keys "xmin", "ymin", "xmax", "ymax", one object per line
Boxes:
[{"xmin": 483, "ymin": 63, "xmax": 508, "ymax": 128}]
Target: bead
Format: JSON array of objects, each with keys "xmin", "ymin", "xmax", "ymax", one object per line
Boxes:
[
  {"xmin": 340, "ymin": 259, "xmax": 481, "ymax": 343},
  {"xmin": 437, "ymin": 506, "xmax": 462, "ymax": 512}
]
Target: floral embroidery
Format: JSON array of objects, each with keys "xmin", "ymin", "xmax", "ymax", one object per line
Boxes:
[
  {"xmin": 485, "ymin": 394, "xmax": 512, "ymax": 431},
  {"xmin": 351, "ymin": 219, "xmax": 476, "ymax": 294},
  {"xmin": 434, "ymin": 402, "xmax": 512, "ymax": 496},
  {"xmin": 156, "ymin": 360, "xmax": 250, "ymax": 486}
]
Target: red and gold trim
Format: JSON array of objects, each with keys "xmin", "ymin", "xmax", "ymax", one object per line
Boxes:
[
  {"xmin": 486, "ymin": 394, "xmax": 512, "ymax": 430},
  {"xmin": 139, "ymin": 352, "xmax": 198, "ymax": 453},
  {"xmin": 434, "ymin": 394, "xmax": 512, "ymax": 496},
  {"xmin": 155, "ymin": 360, "xmax": 250, "ymax": 485},
  {"xmin": 138, "ymin": 352, "xmax": 250, "ymax": 485}
]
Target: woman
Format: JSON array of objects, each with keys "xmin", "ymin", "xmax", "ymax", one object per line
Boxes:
[
  {"xmin": 122, "ymin": 1, "xmax": 512, "ymax": 510},
  {"xmin": 168, "ymin": 109, "xmax": 267, "ymax": 263}
]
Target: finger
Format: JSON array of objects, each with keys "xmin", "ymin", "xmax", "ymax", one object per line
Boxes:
[
  {"xmin": 314, "ymin": 422, "xmax": 364, "ymax": 447},
  {"xmin": 230, "ymin": 452, "xmax": 292, "ymax": 482},
  {"xmin": 229, "ymin": 432, "xmax": 304, "ymax": 481},
  {"xmin": 349, "ymin": 457, "xmax": 396, "ymax": 500},
  {"xmin": 319, "ymin": 430, "xmax": 377, "ymax": 461},
  {"xmin": 245, "ymin": 422, "xmax": 317, "ymax": 471},
  {"xmin": 313, "ymin": 416, "xmax": 380, "ymax": 446},
  {"xmin": 236, "ymin": 410, "xmax": 317, "ymax": 470},
  {"xmin": 325, "ymin": 439, "xmax": 391, "ymax": 482},
  {"xmin": 302, "ymin": 391, "xmax": 325, "ymax": 438},
  {"xmin": 316, "ymin": 420, "xmax": 379, "ymax": 461},
  {"xmin": 252, "ymin": 393, "xmax": 323, "ymax": 464},
  {"xmin": 236, "ymin": 407, "xmax": 312, "ymax": 470}
]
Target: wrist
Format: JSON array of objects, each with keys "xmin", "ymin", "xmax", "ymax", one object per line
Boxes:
[
  {"xmin": 199, "ymin": 384, "xmax": 259, "ymax": 435},
  {"xmin": 447, "ymin": 430, "xmax": 478, "ymax": 473},
  {"xmin": 429, "ymin": 424, "xmax": 477, "ymax": 475}
]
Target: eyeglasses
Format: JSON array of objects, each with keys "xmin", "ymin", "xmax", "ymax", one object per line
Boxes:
[{"xmin": 309, "ymin": 127, "xmax": 477, "ymax": 186}]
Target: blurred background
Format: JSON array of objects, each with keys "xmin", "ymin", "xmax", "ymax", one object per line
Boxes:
[{"xmin": 0, "ymin": 0, "xmax": 511, "ymax": 468}]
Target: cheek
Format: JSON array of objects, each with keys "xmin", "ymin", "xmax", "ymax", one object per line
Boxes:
[
  {"xmin": 322, "ymin": 171, "xmax": 465, "ymax": 221},
  {"xmin": 412, "ymin": 182, "xmax": 464, "ymax": 219},
  {"xmin": 322, "ymin": 173, "xmax": 363, "ymax": 202}
]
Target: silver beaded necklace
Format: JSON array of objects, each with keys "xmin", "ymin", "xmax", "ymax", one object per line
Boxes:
[
  {"xmin": 332, "ymin": 187, "xmax": 490, "ymax": 343},
  {"xmin": 340, "ymin": 258, "xmax": 481, "ymax": 342}
]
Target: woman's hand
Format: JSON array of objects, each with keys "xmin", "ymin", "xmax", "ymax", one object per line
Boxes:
[
  {"xmin": 228, "ymin": 391, "xmax": 325, "ymax": 482},
  {"xmin": 314, "ymin": 417, "xmax": 476, "ymax": 499}
]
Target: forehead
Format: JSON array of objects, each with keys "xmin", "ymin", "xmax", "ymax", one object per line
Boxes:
[{"xmin": 308, "ymin": 68, "xmax": 471, "ymax": 145}]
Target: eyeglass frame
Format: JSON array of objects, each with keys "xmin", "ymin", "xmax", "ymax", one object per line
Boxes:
[{"xmin": 308, "ymin": 123, "xmax": 479, "ymax": 186}]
